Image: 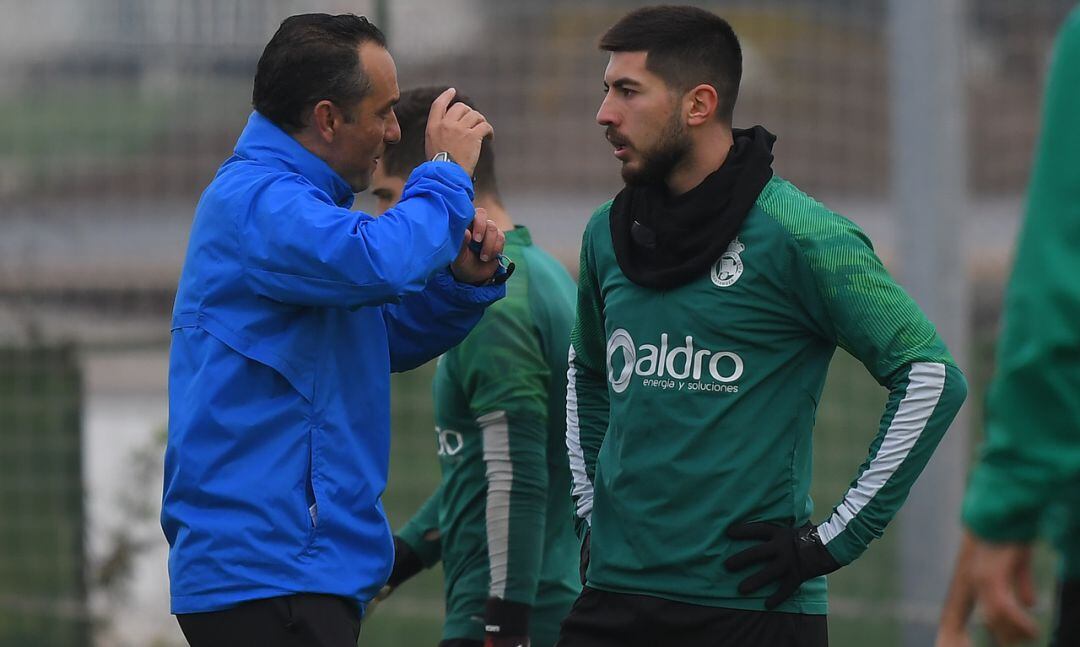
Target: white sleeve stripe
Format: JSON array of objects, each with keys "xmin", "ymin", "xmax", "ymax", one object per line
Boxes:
[
  {"xmin": 565, "ymin": 345, "xmax": 593, "ymax": 526},
  {"xmin": 480, "ymin": 410, "xmax": 512, "ymax": 598},
  {"xmin": 818, "ymin": 362, "xmax": 947, "ymax": 545}
]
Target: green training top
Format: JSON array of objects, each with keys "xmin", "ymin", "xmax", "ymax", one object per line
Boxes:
[
  {"xmin": 398, "ymin": 226, "xmax": 581, "ymax": 645},
  {"xmin": 567, "ymin": 176, "xmax": 968, "ymax": 614},
  {"xmin": 962, "ymin": 7, "xmax": 1080, "ymax": 579}
]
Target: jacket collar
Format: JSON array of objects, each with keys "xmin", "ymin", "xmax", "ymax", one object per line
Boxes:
[
  {"xmin": 234, "ymin": 111, "xmax": 355, "ymax": 208},
  {"xmin": 506, "ymin": 225, "xmax": 532, "ymax": 247}
]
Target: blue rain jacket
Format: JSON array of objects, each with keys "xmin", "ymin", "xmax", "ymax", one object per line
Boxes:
[{"xmin": 163, "ymin": 112, "xmax": 505, "ymax": 614}]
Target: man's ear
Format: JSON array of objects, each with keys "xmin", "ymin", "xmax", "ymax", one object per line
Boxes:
[
  {"xmin": 686, "ymin": 84, "xmax": 719, "ymax": 126},
  {"xmin": 310, "ymin": 100, "xmax": 340, "ymax": 144}
]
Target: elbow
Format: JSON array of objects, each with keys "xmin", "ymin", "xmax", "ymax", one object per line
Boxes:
[
  {"xmin": 943, "ymin": 363, "xmax": 969, "ymax": 413},
  {"xmin": 924, "ymin": 363, "xmax": 968, "ymax": 443}
]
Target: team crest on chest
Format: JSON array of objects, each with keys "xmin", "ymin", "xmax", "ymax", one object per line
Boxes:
[{"xmin": 711, "ymin": 238, "xmax": 745, "ymax": 287}]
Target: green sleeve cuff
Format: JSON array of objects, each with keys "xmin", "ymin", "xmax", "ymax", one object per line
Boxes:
[
  {"xmin": 397, "ymin": 524, "xmax": 442, "ymax": 568},
  {"xmin": 962, "ymin": 466, "xmax": 1043, "ymax": 543},
  {"xmin": 820, "ymin": 529, "xmax": 862, "ymax": 567}
]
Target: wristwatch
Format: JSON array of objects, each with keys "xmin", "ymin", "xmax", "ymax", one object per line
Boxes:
[{"xmin": 432, "ymin": 151, "xmax": 455, "ymax": 164}]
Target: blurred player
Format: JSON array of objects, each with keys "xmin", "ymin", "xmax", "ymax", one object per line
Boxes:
[
  {"xmin": 372, "ymin": 87, "xmax": 581, "ymax": 647},
  {"xmin": 559, "ymin": 6, "xmax": 967, "ymax": 646},
  {"xmin": 936, "ymin": 8, "xmax": 1080, "ymax": 647},
  {"xmin": 162, "ymin": 14, "xmax": 506, "ymax": 647}
]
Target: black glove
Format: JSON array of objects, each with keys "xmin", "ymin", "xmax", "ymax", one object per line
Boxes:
[
  {"xmin": 484, "ymin": 635, "xmax": 530, "ymax": 647},
  {"xmin": 483, "ymin": 597, "xmax": 531, "ymax": 647},
  {"xmin": 579, "ymin": 530, "xmax": 590, "ymax": 586},
  {"xmin": 724, "ymin": 522, "xmax": 840, "ymax": 610},
  {"xmin": 367, "ymin": 536, "xmax": 426, "ymax": 616},
  {"xmin": 386, "ymin": 535, "xmax": 424, "ymax": 589}
]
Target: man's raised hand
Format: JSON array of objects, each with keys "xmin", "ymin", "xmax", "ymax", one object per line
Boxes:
[{"xmin": 425, "ymin": 87, "xmax": 494, "ymax": 177}]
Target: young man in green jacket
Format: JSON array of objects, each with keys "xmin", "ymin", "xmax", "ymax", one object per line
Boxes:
[
  {"xmin": 372, "ymin": 87, "xmax": 581, "ymax": 647},
  {"xmin": 559, "ymin": 7, "xmax": 967, "ymax": 646},
  {"xmin": 936, "ymin": 8, "xmax": 1080, "ymax": 647}
]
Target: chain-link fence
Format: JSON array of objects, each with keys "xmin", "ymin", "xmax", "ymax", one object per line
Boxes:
[{"xmin": 1, "ymin": 1, "xmax": 1075, "ymax": 645}]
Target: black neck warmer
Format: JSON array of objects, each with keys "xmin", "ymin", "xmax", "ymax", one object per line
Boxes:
[{"xmin": 609, "ymin": 125, "xmax": 776, "ymax": 290}]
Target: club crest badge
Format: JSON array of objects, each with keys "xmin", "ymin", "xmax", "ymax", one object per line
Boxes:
[{"xmin": 711, "ymin": 238, "xmax": 745, "ymax": 287}]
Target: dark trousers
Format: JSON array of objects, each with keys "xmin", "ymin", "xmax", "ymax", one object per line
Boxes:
[
  {"xmin": 556, "ymin": 586, "xmax": 828, "ymax": 647},
  {"xmin": 176, "ymin": 593, "xmax": 361, "ymax": 647},
  {"xmin": 1051, "ymin": 578, "xmax": 1080, "ymax": 647},
  {"xmin": 439, "ymin": 641, "xmax": 482, "ymax": 647}
]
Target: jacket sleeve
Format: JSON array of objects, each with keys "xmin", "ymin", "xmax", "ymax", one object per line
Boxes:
[
  {"xmin": 240, "ymin": 161, "xmax": 475, "ymax": 308},
  {"xmin": 381, "ymin": 268, "xmax": 505, "ymax": 373},
  {"xmin": 397, "ymin": 485, "xmax": 444, "ymax": 568},
  {"xmin": 784, "ymin": 209, "xmax": 968, "ymax": 567},
  {"xmin": 452, "ymin": 295, "xmax": 552, "ymax": 608},
  {"xmin": 565, "ymin": 215, "xmax": 611, "ymax": 541},
  {"xmin": 962, "ymin": 9, "xmax": 1080, "ymax": 543}
]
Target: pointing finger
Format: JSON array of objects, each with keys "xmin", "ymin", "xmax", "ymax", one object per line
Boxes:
[
  {"xmin": 428, "ymin": 87, "xmax": 457, "ymax": 122},
  {"xmin": 480, "ymin": 220, "xmax": 500, "ymax": 263},
  {"xmin": 472, "ymin": 207, "xmax": 488, "ymax": 243}
]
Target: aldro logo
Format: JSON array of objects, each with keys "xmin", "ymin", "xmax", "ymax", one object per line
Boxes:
[
  {"xmin": 606, "ymin": 329, "xmax": 743, "ymax": 394},
  {"xmin": 435, "ymin": 426, "xmax": 464, "ymax": 457}
]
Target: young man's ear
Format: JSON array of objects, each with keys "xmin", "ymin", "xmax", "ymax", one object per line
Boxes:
[{"xmin": 686, "ymin": 84, "xmax": 719, "ymax": 126}]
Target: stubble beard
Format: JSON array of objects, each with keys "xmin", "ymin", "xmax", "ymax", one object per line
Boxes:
[{"xmin": 621, "ymin": 112, "xmax": 691, "ymax": 188}]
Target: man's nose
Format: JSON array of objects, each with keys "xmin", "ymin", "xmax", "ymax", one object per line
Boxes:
[
  {"xmin": 597, "ymin": 95, "xmax": 618, "ymax": 127},
  {"xmin": 385, "ymin": 111, "xmax": 401, "ymax": 144}
]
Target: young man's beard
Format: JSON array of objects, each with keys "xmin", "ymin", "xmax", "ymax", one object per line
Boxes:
[{"xmin": 622, "ymin": 113, "xmax": 691, "ymax": 187}]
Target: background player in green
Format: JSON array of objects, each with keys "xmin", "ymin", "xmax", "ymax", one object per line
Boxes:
[
  {"xmin": 936, "ymin": 8, "xmax": 1080, "ymax": 647},
  {"xmin": 560, "ymin": 7, "xmax": 968, "ymax": 646},
  {"xmin": 370, "ymin": 87, "xmax": 581, "ymax": 647}
]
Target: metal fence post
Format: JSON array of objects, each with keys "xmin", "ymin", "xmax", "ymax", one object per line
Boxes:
[{"xmin": 889, "ymin": 0, "xmax": 971, "ymax": 643}]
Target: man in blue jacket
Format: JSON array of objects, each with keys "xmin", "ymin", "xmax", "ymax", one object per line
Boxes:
[{"xmin": 162, "ymin": 14, "xmax": 507, "ymax": 646}]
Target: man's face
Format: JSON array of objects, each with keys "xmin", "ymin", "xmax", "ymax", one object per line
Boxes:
[
  {"xmin": 331, "ymin": 42, "xmax": 401, "ymax": 192},
  {"xmin": 369, "ymin": 161, "xmax": 406, "ymax": 215},
  {"xmin": 597, "ymin": 51, "xmax": 691, "ymax": 186}
]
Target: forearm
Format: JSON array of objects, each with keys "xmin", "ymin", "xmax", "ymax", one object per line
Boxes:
[
  {"xmin": 566, "ymin": 347, "xmax": 609, "ymax": 538},
  {"xmin": 481, "ymin": 411, "xmax": 548, "ymax": 605},
  {"xmin": 384, "ymin": 269, "xmax": 505, "ymax": 372},
  {"xmin": 962, "ymin": 349, "xmax": 1080, "ymax": 541},
  {"xmin": 818, "ymin": 362, "xmax": 968, "ymax": 565},
  {"xmin": 243, "ymin": 163, "xmax": 474, "ymax": 307},
  {"xmin": 397, "ymin": 486, "xmax": 443, "ymax": 569}
]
